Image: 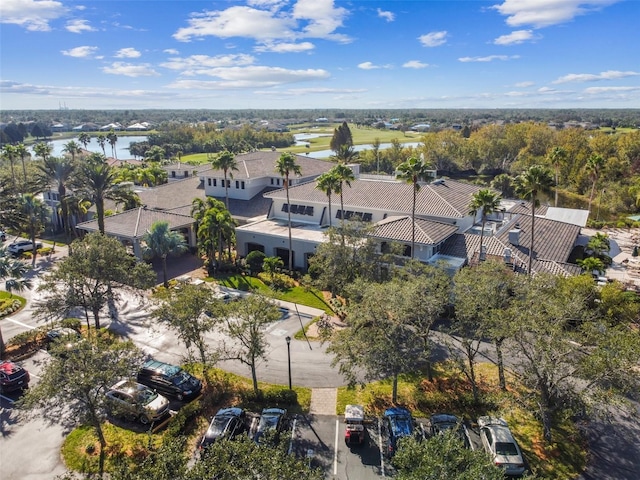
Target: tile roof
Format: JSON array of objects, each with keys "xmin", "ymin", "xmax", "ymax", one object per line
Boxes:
[
  {"xmin": 371, "ymin": 216, "xmax": 458, "ymax": 245},
  {"xmin": 266, "ymin": 178, "xmax": 484, "ymax": 219},
  {"xmin": 76, "ymin": 207, "xmax": 194, "ymax": 239},
  {"xmin": 135, "ymin": 176, "xmax": 206, "ymax": 210},
  {"xmin": 506, "ymin": 201, "xmax": 549, "ymax": 216},
  {"xmin": 205, "ymin": 151, "xmax": 335, "ymax": 180}
]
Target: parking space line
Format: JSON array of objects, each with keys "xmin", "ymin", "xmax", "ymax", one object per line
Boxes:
[
  {"xmin": 4, "ymin": 317, "xmax": 36, "ymax": 330},
  {"xmin": 333, "ymin": 419, "xmax": 339, "ymax": 475},
  {"xmin": 378, "ymin": 417, "xmax": 385, "ymax": 478},
  {"xmin": 288, "ymin": 417, "xmax": 297, "ymax": 455},
  {"xmin": 0, "ymin": 394, "xmax": 15, "ymax": 404}
]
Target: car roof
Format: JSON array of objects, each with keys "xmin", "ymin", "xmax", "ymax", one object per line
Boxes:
[
  {"xmin": 261, "ymin": 408, "xmax": 286, "ymax": 416},
  {"xmin": 141, "ymin": 359, "xmax": 181, "ymax": 375},
  {"xmin": 110, "ymin": 379, "xmax": 147, "ymax": 394},
  {"xmin": 0, "ymin": 361, "xmax": 22, "ymax": 374},
  {"xmin": 384, "ymin": 406, "xmax": 412, "ymax": 418},
  {"xmin": 431, "ymin": 413, "xmax": 459, "ymax": 425},
  {"xmin": 216, "ymin": 407, "xmax": 243, "ymax": 417},
  {"xmin": 485, "ymin": 424, "xmax": 517, "ymax": 443}
]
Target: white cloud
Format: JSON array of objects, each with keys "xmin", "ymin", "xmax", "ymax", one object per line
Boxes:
[
  {"xmin": 102, "ymin": 62, "xmax": 160, "ymax": 77},
  {"xmin": 584, "ymin": 86, "xmax": 640, "ymax": 94},
  {"xmin": 418, "ymin": 31, "xmax": 448, "ymax": 47},
  {"xmin": 491, "ymin": 0, "xmax": 621, "ymax": 29},
  {"xmin": 164, "ymin": 49, "xmax": 180, "ymax": 55},
  {"xmin": 377, "ymin": 8, "xmax": 395, "ymax": 22},
  {"xmin": 61, "ymin": 46, "xmax": 98, "ymax": 58},
  {"xmin": 403, "ymin": 60, "xmax": 429, "ymax": 69},
  {"xmin": 0, "ymin": 0, "xmax": 68, "ymax": 31},
  {"xmin": 358, "ymin": 62, "xmax": 379, "ymax": 70},
  {"xmin": 494, "ymin": 29, "xmax": 536, "ymax": 45},
  {"xmin": 65, "ymin": 19, "xmax": 95, "ymax": 33},
  {"xmin": 255, "ymin": 41, "xmax": 315, "ymax": 53},
  {"xmin": 458, "ymin": 55, "xmax": 519, "ymax": 62},
  {"xmin": 553, "ymin": 70, "xmax": 640, "ymax": 84},
  {"xmin": 166, "ymin": 66, "xmax": 329, "ymax": 89},
  {"xmin": 174, "ymin": 0, "xmax": 350, "ymax": 44},
  {"xmin": 255, "ymin": 87, "xmax": 367, "ymax": 96},
  {"xmin": 161, "ymin": 54, "xmax": 256, "ymax": 73},
  {"xmin": 515, "ymin": 81, "xmax": 535, "ymax": 87},
  {"xmin": 115, "ymin": 47, "xmax": 141, "ymax": 58},
  {"xmin": 0, "ymin": 79, "xmax": 172, "ymax": 100}
]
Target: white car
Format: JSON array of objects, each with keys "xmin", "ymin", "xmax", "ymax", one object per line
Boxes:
[
  {"xmin": 7, "ymin": 240, "xmax": 43, "ymax": 255},
  {"xmin": 478, "ymin": 416, "xmax": 526, "ymax": 477},
  {"xmin": 105, "ymin": 380, "xmax": 170, "ymax": 425}
]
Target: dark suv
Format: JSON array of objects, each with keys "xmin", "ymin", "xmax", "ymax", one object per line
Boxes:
[
  {"xmin": 383, "ymin": 407, "xmax": 415, "ymax": 457},
  {"xmin": 0, "ymin": 361, "xmax": 30, "ymax": 393},
  {"xmin": 137, "ymin": 359, "xmax": 202, "ymax": 401}
]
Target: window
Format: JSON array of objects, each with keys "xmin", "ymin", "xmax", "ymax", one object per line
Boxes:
[
  {"xmin": 271, "ymin": 178, "xmax": 274, "ymax": 185},
  {"xmin": 235, "ymin": 180, "xmax": 239, "ymax": 189},
  {"xmin": 207, "ymin": 178, "xmax": 212, "ymax": 186},
  {"xmin": 171, "ymin": 171, "xmax": 176, "ymax": 178},
  {"xmin": 226, "ymin": 179, "xmax": 230, "ymax": 187},
  {"xmin": 213, "ymin": 179, "xmax": 217, "ymax": 187},
  {"xmin": 184, "ymin": 171, "xmax": 188, "ymax": 178},
  {"xmin": 282, "ymin": 203, "xmax": 314, "ymax": 216},
  {"xmin": 241, "ymin": 181, "xmax": 245, "ymax": 189}
]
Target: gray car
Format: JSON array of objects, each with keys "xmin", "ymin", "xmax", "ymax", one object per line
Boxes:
[
  {"xmin": 105, "ymin": 380, "xmax": 170, "ymax": 425},
  {"xmin": 7, "ymin": 240, "xmax": 42, "ymax": 255},
  {"xmin": 478, "ymin": 416, "xmax": 526, "ymax": 477}
]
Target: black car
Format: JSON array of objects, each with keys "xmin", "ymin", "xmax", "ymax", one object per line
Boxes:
[
  {"xmin": 429, "ymin": 413, "xmax": 471, "ymax": 448},
  {"xmin": 254, "ymin": 408, "xmax": 287, "ymax": 444},
  {"xmin": 0, "ymin": 361, "xmax": 30, "ymax": 393},
  {"xmin": 137, "ymin": 359, "xmax": 202, "ymax": 401},
  {"xmin": 199, "ymin": 407, "xmax": 246, "ymax": 450}
]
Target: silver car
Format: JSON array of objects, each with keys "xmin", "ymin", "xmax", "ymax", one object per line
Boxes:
[
  {"xmin": 105, "ymin": 380, "xmax": 170, "ymax": 425},
  {"xmin": 478, "ymin": 416, "xmax": 526, "ymax": 477}
]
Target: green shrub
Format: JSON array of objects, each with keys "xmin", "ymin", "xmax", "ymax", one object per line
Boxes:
[
  {"xmin": 0, "ymin": 298, "xmax": 21, "ymax": 316},
  {"xmin": 165, "ymin": 399, "xmax": 202, "ymax": 439},
  {"xmin": 257, "ymin": 272, "xmax": 295, "ymax": 290},
  {"xmin": 245, "ymin": 251, "xmax": 266, "ymax": 274},
  {"xmin": 61, "ymin": 317, "xmax": 82, "ymax": 331},
  {"xmin": 240, "ymin": 387, "xmax": 298, "ymax": 406}
]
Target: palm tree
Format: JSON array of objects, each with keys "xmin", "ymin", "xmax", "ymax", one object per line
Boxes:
[
  {"xmin": 17, "ymin": 193, "xmax": 50, "ymax": 267},
  {"xmin": 315, "ymin": 171, "xmax": 341, "ymax": 227},
  {"xmin": 106, "ymin": 130, "xmax": 118, "ymax": 159},
  {"xmin": 77, "ymin": 132, "xmax": 91, "ymax": 151},
  {"xmin": 586, "ymin": 153, "xmax": 605, "ymax": 213},
  {"xmin": 191, "ymin": 197, "xmax": 229, "ymax": 263},
  {"xmin": 548, "ymin": 146, "xmax": 567, "ymax": 207},
  {"xmin": 275, "ymin": 152, "xmax": 301, "ymax": 273},
  {"xmin": 38, "ymin": 156, "xmax": 76, "ymax": 243},
  {"xmin": 75, "ymin": 154, "xmax": 125, "ymax": 234},
  {"xmin": 33, "ymin": 142, "xmax": 52, "ymax": 162},
  {"xmin": 468, "ymin": 189, "xmax": 502, "ymax": 262},
  {"xmin": 514, "ymin": 165, "xmax": 554, "ymax": 275},
  {"xmin": 15, "ymin": 143, "xmax": 29, "ymax": 183},
  {"xmin": 331, "ymin": 163, "xmax": 355, "ymax": 243},
  {"xmin": 142, "ymin": 221, "xmax": 188, "ymax": 288},
  {"xmin": 2, "ymin": 144, "xmax": 17, "ymax": 185},
  {"xmin": 62, "ymin": 140, "xmax": 82, "ymax": 163},
  {"xmin": 0, "ymin": 246, "xmax": 32, "ymax": 357},
  {"xmin": 211, "ymin": 150, "xmax": 239, "ymax": 209},
  {"xmin": 396, "ymin": 156, "xmax": 433, "ymax": 259},
  {"xmin": 97, "ymin": 134, "xmax": 107, "ymax": 156},
  {"xmin": 331, "ymin": 144, "xmax": 359, "ymax": 164}
]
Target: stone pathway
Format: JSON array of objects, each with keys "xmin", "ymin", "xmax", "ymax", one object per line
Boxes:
[{"xmin": 309, "ymin": 387, "xmax": 338, "ymax": 416}]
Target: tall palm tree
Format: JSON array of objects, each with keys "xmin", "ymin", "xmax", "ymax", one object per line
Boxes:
[
  {"xmin": 2, "ymin": 144, "xmax": 17, "ymax": 185},
  {"xmin": 75, "ymin": 154, "xmax": 120, "ymax": 234},
  {"xmin": 396, "ymin": 156, "xmax": 433, "ymax": 259},
  {"xmin": 191, "ymin": 197, "xmax": 228, "ymax": 263},
  {"xmin": 106, "ymin": 130, "xmax": 118, "ymax": 159},
  {"xmin": 38, "ymin": 157, "xmax": 76, "ymax": 242},
  {"xmin": 548, "ymin": 146, "xmax": 567, "ymax": 207},
  {"xmin": 17, "ymin": 193, "xmax": 50, "ymax": 267},
  {"xmin": 315, "ymin": 171, "xmax": 341, "ymax": 227},
  {"xmin": 142, "ymin": 221, "xmax": 188, "ymax": 288},
  {"xmin": 97, "ymin": 134, "xmax": 107, "ymax": 156},
  {"xmin": 514, "ymin": 165, "xmax": 554, "ymax": 275},
  {"xmin": 331, "ymin": 163, "xmax": 355, "ymax": 243},
  {"xmin": 586, "ymin": 153, "xmax": 605, "ymax": 213},
  {"xmin": 275, "ymin": 152, "xmax": 301, "ymax": 273},
  {"xmin": 0, "ymin": 247, "xmax": 32, "ymax": 357},
  {"xmin": 211, "ymin": 150, "xmax": 239, "ymax": 209},
  {"xmin": 33, "ymin": 142, "xmax": 52, "ymax": 162},
  {"xmin": 62, "ymin": 140, "xmax": 82, "ymax": 163},
  {"xmin": 15, "ymin": 143, "xmax": 29, "ymax": 183},
  {"xmin": 77, "ymin": 132, "xmax": 91, "ymax": 151},
  {"xmin": 468, "ymin": 189, "xmax": 502, "ymax": 262}
]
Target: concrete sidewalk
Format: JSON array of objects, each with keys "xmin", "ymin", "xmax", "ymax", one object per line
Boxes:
[{"xmin": 309, "ymin": 388, "xmax": 338, "ymax": 416}]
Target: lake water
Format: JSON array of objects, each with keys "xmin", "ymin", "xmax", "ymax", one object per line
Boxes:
[{"xmin": 45, "ymin": 136, "xmax": 148, "ymax": 159}]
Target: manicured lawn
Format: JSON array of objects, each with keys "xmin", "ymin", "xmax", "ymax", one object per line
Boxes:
[
  {"xmin": 336, "ymin": 362, "xmax": 587, "ymax": 480},
  {"xmin": 212, "ymin": 273, "xmax": 334, "ymax": 314}
]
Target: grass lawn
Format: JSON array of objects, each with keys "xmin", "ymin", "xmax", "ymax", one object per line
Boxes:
[
  {"xmin": 336, "ymin": 362, "xmax": 587, "ymax": 480},
  {"xmin": 212, "ymin": 273, "xmax": 334, "ymax": 314}
]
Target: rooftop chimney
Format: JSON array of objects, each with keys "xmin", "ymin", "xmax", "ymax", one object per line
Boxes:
[{"xmin": 508, "ymin": 228, "xmax": 521, "ymax": 246}]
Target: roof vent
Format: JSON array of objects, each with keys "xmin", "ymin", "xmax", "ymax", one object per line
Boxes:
[
  {"xmin": 504, "ymin": 247, "xmax": 512, "ymax": 264},
  {"xmin": 479, "ymin": 245, "xmax": 487, "ymax": 261},
  {"xmin": 508, "ymin": 228, "xmax": 520, "ymax": 246},
  {"xmin": 431, "ymin": 178, "xmax": 445, "ymax": 185}
]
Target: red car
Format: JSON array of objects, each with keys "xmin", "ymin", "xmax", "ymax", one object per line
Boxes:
[{"xmin": 0, "ymin": 360, "xmax": 30, "ymax": 393}]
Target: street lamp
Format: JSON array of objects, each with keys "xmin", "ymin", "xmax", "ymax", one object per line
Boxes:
[{"xmin": 285, "ymin": 336, "xmax": 292, "ymax": 390}]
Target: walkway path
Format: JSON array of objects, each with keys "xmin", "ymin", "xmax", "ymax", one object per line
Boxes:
[{"xmin": 309, "ymin": 388, "xmax": 338, "ymax": 416}]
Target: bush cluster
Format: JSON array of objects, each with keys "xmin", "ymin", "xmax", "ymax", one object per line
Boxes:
[
  {"xmin": 257, "ymin": 272, "xmax": 295, "ymax": 290},
  {"xmin": 0, "ymin": 298, "xmax": 21, "ymax": 316}
]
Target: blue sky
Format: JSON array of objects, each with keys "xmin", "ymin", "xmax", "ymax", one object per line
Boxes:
[{"xmin": 1, "ymin": 0, "xmax": 639, "ymax": 110}]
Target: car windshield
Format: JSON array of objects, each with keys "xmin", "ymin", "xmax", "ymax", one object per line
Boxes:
[
  {"xmin": 171, "ymin": 371, "xmax": 191, "ymax": 386},
  {"xmin": 134, "ymin": 388, "xmax": 158, "ymax": 405},
  {"xmin": 390, "ymin": 415, "xmax": 413, "ymax": 437},
  {"xmin": 495, "ymin": 442, "xmax": 519, "ymax": 456},
  {"xmin": 207, "ymin": 416, "xmax": 229, "ymax": 436},
  {"xmin": 258, "ymin": 414, "xmax": 280, "ymax": 431}
]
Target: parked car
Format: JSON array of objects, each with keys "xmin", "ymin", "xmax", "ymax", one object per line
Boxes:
[
  {"xmin": 212, "ymin": 290, "xmax": 240, "ymax": 303},
  {"xmin": 199, "ymin": 407, "xmax": 246, "ymax": 450},
  {"xmin": 429, "ymin": 413, "xmax": 471, "ymax": 448},
  {"xmin": 0, "ymin": 360, "xmax": 30, "ymax": 393},
  {"xmin": 478, "ymin": 416, "xmax": 526, "ymax": 477},
  {"xmin": 136, "ymin": 359, "xmax": 202, "ymax": 401},
  {"xmin": 254, "ymin": 408, "xmax": 287, "ymax": 444},
  {"xmin": 7, "ymin": 240, "xmax": 42, "ymax": 255},
  {"xmin": 383, "ymin": 407, "xmax": 415, "ymax": 457},
  {"xmin": 105, "ymin": 380, "xmax": 170, "ymax": 425},
  {"xmin": 46, "ymin": 327, "xmax": 83, "ymax": 357}
]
